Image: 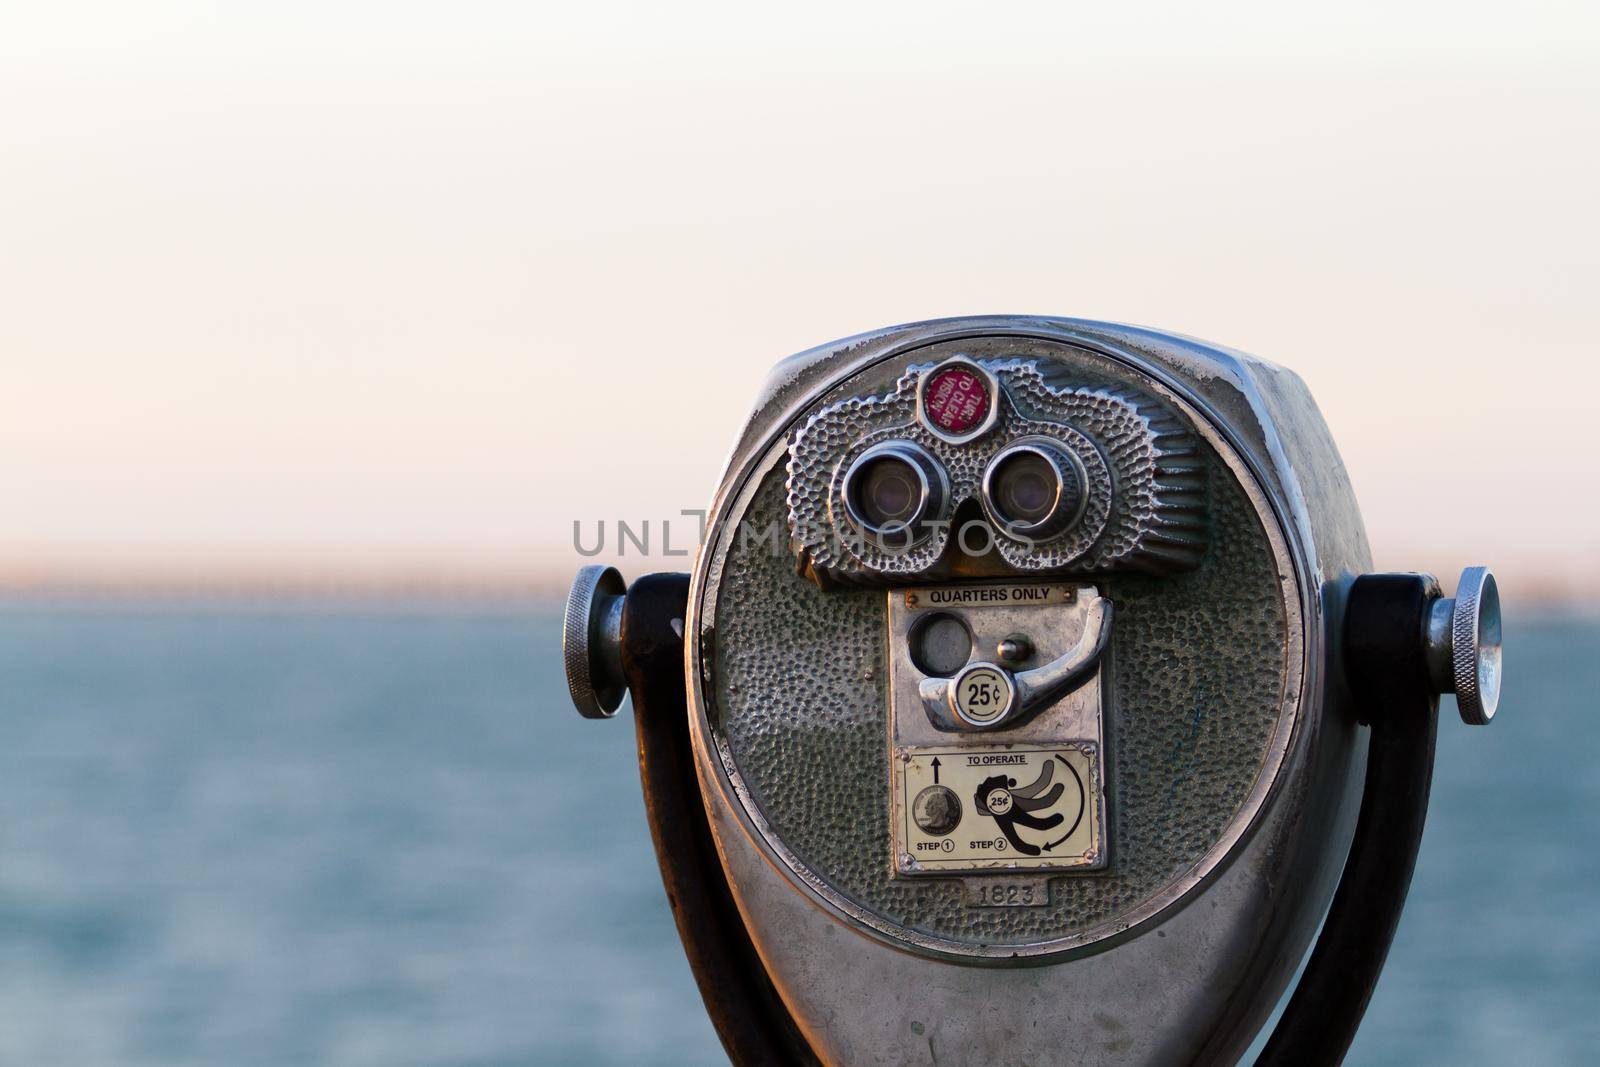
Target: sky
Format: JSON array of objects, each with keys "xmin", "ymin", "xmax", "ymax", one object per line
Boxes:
[{"xmin": 3, "ymin": 2, "xmax": 1598, "ymax": 602}]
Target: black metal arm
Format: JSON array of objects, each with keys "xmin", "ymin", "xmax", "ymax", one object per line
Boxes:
[
  {"xmin": 619, "ymin": 573, "xmax": 817, "ymax": 1067},
  {"xmin": 1256, "ymin": 574, "xmax": 1442, "ymax": 1066}
]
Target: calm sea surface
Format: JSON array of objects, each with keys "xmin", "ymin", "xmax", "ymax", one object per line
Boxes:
[{"xmin": 0, "ymin": 601, "xmax": 1594, "ymax": 1065}]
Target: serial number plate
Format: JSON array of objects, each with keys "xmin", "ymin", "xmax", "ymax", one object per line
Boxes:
[
  {"xmin": 893, "ymin": 743, "xmax": 1103, "ymax": 875},
  {"xmin": 964, "ymin": 877, "xmax": 1050, "ymax": 907}
]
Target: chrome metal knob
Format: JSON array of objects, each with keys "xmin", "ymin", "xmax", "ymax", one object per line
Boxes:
[
  {"xmin": 1423, "ymin": 566, "xmax": 1502, "ymax": 725},
  {"xmin": 563, "ymin": 565, "xmax": 628, "ymax": 719}
]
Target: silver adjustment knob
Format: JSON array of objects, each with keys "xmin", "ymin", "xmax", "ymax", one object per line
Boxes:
[
  {"xmin": 563, "ymin": 565, "xmax": 628, "ymax": 719},
  {"xmin": 1423, "ymin": 566, "xmax": 1502, "ymax": 725}
]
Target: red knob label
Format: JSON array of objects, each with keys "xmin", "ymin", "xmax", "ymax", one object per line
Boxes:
[{"xmin": 923, "ymin": 365, "xmax": 990, "ymax": 435}]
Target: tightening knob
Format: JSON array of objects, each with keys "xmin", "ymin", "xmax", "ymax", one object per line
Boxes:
[
  {"xmin": 1422, "ymin": 566, "xmax": 1502, "ymax": 725},
  {"xmin": 563, "ymin": 565, "xmax": 628, "ymax": 719}
]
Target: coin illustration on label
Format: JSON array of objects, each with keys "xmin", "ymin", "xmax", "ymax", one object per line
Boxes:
[
  {"xmin": 911, "ymin": 785, "xmax": 962, "ymax": 836},
  {"xmin": 973, "ymin": 757, "xmax": 1086, "ymax": 857}
]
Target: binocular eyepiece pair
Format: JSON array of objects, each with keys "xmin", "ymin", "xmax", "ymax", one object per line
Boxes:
[
  {"xmin": 837, "ymin": 356, "xmax": 1090, "ymax": 553},
  {"xmin": 564, "ymin": 316, "xmax": 1503, "ymax": 1067},
  {"xmin": 842, "ymin": 435, "xmax": 1085, "ymax": 546}
]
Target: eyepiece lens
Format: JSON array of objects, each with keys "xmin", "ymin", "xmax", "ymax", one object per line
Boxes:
[
  {"xmin": 841, "ymin": 440, "xmax": 948, "ymax": 545},
  {"xmin": 992, "ymin": 451, "xmax": 1059, "ymax": 526},
  {"xmin": 981, "ymin": 441, "xmax": 1087, "ymax": 539},
  {"xmin": 855, "ymin": 455, "xmax": 922, "ymax": 529}
]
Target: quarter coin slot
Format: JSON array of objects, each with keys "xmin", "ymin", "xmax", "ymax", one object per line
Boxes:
[{"xmin": 908, "ymin": 611, "xmax": 973, "ymax": 677}]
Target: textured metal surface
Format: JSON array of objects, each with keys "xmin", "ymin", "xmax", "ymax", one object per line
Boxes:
[
  {"xmin": 1450, "ymin": 566, "xmax": 1502, "ymax": 724},
  {"xmin": 785, "ymin": 355, "xmax": 1205, "ymax": 580},
  {"xmin": 685, "ymin": 317, "xmax": 1371, "ymax": 1063},
  {"xmin": 1419, "ymin": 566, "xmax": 1503, "ymax": 725},
  {"xmin": 712, "ymin": 445, "xmax": 1289, "ymax": 949},
  {"xmin": 562, "ymin": 564, "xmax": 626, "ymax": 719},
  {"xmin": 703, "ymin": 333, "xmax": 1300, "ymax": 958}
]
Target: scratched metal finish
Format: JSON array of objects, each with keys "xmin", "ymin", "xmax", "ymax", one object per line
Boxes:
[{"xmin": 709, "ymin": 357, "xmax": 1289, "ymax": 946}]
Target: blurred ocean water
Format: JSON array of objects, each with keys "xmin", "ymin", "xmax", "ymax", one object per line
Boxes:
[{"xmin": 0, "ymin": 601, "xmax": 1594, "ymax": 1066}]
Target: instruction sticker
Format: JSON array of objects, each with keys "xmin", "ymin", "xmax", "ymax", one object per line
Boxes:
[{"xmin": 893, "ymin": 743, "xmax": 1103, "ymax": 875}]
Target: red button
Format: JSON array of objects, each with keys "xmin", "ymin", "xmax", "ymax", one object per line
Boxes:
[{"xmin": 924, "ymin": 365, "xmax": 990, "ymax": 434}]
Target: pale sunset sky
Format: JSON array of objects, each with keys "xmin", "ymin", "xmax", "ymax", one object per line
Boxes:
[{"xmin": 4, "ymin": 3, "xmax": 1598, "ymax": 602}]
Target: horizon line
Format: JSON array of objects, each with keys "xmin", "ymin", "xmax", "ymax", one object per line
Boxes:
[{"xmin": 2, "ymin": 563, "xmax": 1596, "ymax": 613}]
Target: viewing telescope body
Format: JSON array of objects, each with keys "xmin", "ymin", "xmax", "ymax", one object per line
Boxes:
[
  {"xmin": 689, "ymin": 318, "xmax": 1363, "ymax": 1064},
  {"xmin": 564, "ymin": 316, "xmax": 1503, "ymax": 1066}
]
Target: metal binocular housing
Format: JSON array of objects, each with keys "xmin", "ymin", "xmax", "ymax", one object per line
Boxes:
[{"xmin": 563, "ymin": 316, "xmax": 1503, "ymax": 1067}]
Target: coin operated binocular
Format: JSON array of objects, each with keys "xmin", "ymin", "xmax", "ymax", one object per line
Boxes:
[{"xmin": 563, "ymin": 317, "xmax": 1503, "ymax": 1066}]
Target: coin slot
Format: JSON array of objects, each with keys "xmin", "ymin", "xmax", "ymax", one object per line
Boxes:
[{"xmin": 908, "ymin": 611, "xmax": 972, "ymax": 677}]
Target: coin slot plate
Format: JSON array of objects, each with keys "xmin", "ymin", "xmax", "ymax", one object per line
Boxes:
[{"xmin": 889, "ymin": 581, "xmax": 1110, "ymax": 877}]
